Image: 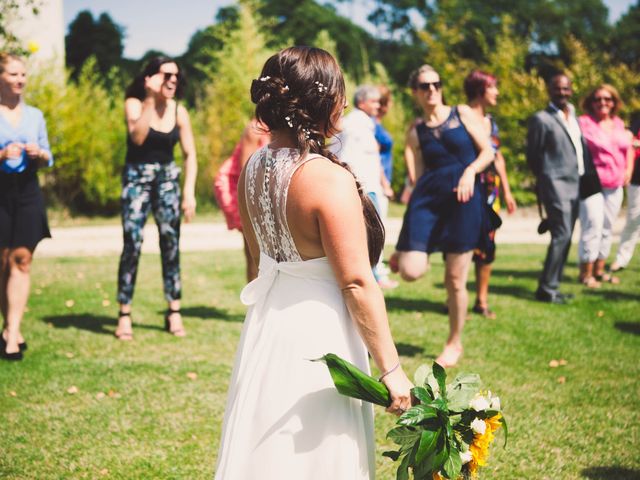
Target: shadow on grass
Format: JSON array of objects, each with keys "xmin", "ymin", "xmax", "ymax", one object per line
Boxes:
[
  {"xmin": 385, "ymin": 296, "xmax": 446, "ymax": 315},
  {"xmin": 41, "ymin": 313, "xmax": 162, "ymax": 335},
  {"xmin": 396, "ymin": 342, "xmax": 425, "ymax": 358},
  {"xmin": 614, "ymin": 322, "xmax": 640, "ymax": 336},
  {"xmin": 178, "ymin": 305, "xmax": 244, "ymax": 323},
  {"xmin": 582, "ymin": 466, "xmax": 640, "ymax": 479},
  {"xmin": 583, "ymin": 290, "xmax": 640, "ymax": 301}
]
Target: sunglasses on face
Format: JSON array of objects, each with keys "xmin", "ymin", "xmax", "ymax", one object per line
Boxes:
[
  {"xmin": 593, "ymin": 96, "xmax": 613, "ymax": 104},
  {"xmin": 417, "ymin": 81, "xmax": 442, "ymax": 91},
  {"xmin": 162, "ymin": 72, "xmax": 180, "ymax": 82}
]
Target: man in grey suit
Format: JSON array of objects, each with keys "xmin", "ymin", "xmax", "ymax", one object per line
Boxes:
[{"xmin": 527, "ymin": 73, "xmax": 600, "ymax": 304}]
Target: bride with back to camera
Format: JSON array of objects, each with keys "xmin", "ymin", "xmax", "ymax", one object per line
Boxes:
[{"xmin": 213, "ymin": 46, "xmax": 412, "ymax": 479}]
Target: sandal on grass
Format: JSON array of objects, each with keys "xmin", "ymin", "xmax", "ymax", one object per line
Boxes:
[
  {"xmin": 595, "ymin": 272, "xmax": 620, "ymax": 285},
  {"xmin": 114, "ymin": 311, "xmax": 133, "ymax": 341},
  {"xmin": 472, "ymin": 302, "xmax": 497, "ymax": 319},
  {"xmin": 164, "ymin": 309, "xmax": 186, "ymax": 337}
]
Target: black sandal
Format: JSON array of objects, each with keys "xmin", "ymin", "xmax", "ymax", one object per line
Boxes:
[
  {"xmin": 472, "ymin": 302, "xmax": 497, "ymax": 319},
  {"xmin": 165, "ymin": 309, "xmax": 186, "ymax": 337},
  {"xmin": 0, "ymin": 333, "xmax": 23, "ymax": 361},
  {"xmin": 115, "ymin": 311, "xmax": 133, "ymax": 341}
]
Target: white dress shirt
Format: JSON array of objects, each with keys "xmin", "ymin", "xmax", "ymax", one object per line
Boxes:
[
  {"xmin": 549, "ymin": 102, "xmax": 585, "ymax": 175},
  {"xmin": 332, "ymin": 108, "xmax": 382, "ymax": 195}
]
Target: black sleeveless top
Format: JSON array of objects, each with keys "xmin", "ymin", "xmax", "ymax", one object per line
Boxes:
[{"xmin": 125, "ymin": 103, "xmax": 180, "ymax": 164}]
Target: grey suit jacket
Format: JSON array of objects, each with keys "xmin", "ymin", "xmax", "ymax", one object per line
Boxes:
[
  {"xmin": 526, "ymin": 105, "xmax": 580, "ymax": 201},
  {"xmin": 526, "ymin": 105, "xmax": 600, "ymax": 202}
]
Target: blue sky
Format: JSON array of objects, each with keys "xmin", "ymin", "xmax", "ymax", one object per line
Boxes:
[{"xmin": 63, "ymin": 0, "xmax": 635, "ymax": 59}]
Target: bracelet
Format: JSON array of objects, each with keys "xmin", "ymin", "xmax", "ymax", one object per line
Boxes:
[{"xmin": 378, "ymin": 362, "xmax": 400, "ymax": 382}]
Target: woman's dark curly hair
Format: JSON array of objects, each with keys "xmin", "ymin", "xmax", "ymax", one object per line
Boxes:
[
  {"xmin": 125, "ymin": 56, "xmax": 185, "ymax": 100},
  {"xmin": 250, "ymin": 46, "xmax": 384, "ymax": 266}
]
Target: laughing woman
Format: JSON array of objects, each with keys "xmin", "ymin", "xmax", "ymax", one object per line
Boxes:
[
  {"xmin": 115, "ymin": 56, "xmax": 197, "ymax": 340},
  {"xmin": 0, "ymin": 53, "xmax": 53, "ymax": 360}
]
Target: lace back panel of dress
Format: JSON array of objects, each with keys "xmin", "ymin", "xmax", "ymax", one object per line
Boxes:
[{"xmin": 244, "ymin": 147, "xmax": 312, "ymax": 262}]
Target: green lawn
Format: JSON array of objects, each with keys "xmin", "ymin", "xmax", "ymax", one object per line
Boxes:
[{"xmin": 1, "ymin": 246, "xmax": 639, "ymax": 479}]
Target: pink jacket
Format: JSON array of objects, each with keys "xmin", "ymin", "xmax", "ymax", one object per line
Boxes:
[{"xmin": 578, "ymin": 114, "xmax": 631, "ymax": 189}]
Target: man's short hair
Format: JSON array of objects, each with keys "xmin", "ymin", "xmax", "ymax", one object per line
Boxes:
[{"xmin": 354, "ymin": 85, "xmax": 380, "ymax": 108}]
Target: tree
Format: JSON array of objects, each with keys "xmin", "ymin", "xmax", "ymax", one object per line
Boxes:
[
  {"xmin": 610, "ymin": 0, "xmax": 640, "ymax": 68},
  {"xmin": 65, "ymin": 10, "xmax": 125, "ymax": 79}
]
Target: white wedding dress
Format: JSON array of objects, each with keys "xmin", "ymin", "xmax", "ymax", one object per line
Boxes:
[{"xmin": 214, "ymin": 146, "xmax": 375, "ymax": 479}]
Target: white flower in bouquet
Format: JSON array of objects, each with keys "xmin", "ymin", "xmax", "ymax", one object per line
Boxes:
[
  {"xmin": 460, "ymin": 450, "xmax": 473, "ymax": 465},
  {"xmin": 490, "ymin": 395, "xmax": 501, "ymax": 410},
  {"xmin": 471, "ymin": 417, "xmax": 487, "ymax": 435},
  {"xmin": 470, "ymin": 395, "xmax": 490, "ymax": 411}
]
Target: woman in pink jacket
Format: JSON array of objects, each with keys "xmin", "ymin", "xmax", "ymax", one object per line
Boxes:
[{"xmin": 578, "ymin": 84, "xmax": 634, "ymax": 286}]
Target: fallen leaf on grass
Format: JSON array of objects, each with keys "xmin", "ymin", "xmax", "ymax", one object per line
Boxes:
[
  {"xmin": 102, "ymin": 299, "xmax": 110, "ymax": 307},
  {"xmin": 34, "ymin": 288, "xmax": 42, "ymax": 295},
  {"xmin": 186, "ymin": 372, "xmax": 198, "ymax": 380},
  {"xmin": 9, "ymin": 391, "xmax": 17, "ymax": 397},
  {"xmin": 107, "ymin": 390, "xmax": 121, "ymax": 399},
  {"xmin": 47, "ymin": 322, "xmax": 53, "ymax": 328},
  {"xmin": 65, "ymin": 352, "xmax": 74, "ymax": 359},
  {"xmin": 96, "ymin": 392, "xmax": 106, "ymax": 400},
  {"xmin": 557, "ymin": 376, "xmax": 566, "ymax": 384},
  {"xmin": 597, "ymin": 310, "xmax": 605, "ymax": 317},
  {"xmin": 65, "ymin": 299, "xmax": 75, "ymax": 308},
  {"xmin": 99, "ymin": 468, "xmax": 109, "ymax": 476},
  {"xmin": 558, "ymin": 359, "xmax": 568, "ymax": 366},
  {"xmin": 549, "ymin": 360, "xmax": 560, "ymax": 368},
  {"xmin": 67, "ymin": 386, "xmax": 79, "ymax": 394}
]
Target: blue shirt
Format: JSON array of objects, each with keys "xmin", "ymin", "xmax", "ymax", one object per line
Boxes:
[
  {"xmin": 0, "ymin": 104, "xmax": 53, "ymax": 174},
  {"xmin": 374, "ymin": 121, "xmax": 393, "ymax": 182}
]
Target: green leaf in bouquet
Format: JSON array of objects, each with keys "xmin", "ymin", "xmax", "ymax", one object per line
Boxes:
[
  {"xmin": 429, "ymin": 397, "xmax": 449, "ymax": 413},
  {"xmin": 414, "ymin": 364, "xmax": 431, "ymax": 387},
  {"xmin": 414, "ymin": 435, "xmax": 448, "ymax": 479},
  {"xmin": 411, "ymin": 386, "xmax": 434, "ymax": 404},
  {"xmin": 313, "ymin": 353, "xmax": 391, "ymax": 407},
  {"xmin": 433, "ymin": 362, "xmax": 447, "ymax": 397},
  {"xmin": 396, "ymin": 449, "xmax": 412, "ymax": 480},
  {"xmin": 383, "ymin": 450, "xmax": 401, "ymax": 461},
  {"xmin": 388, "ymin": 426, "xmax": 422, "ymax": 447},
  {"xmin": 448, "ymin": 413, "xmax": 462, "ymax": 427},
  {"xmin": 500, "ymin": 415, "xmax": 509, "ymax": 447},
  {"xmin": 442, "ymin": 442, "xmax": 462, "ymax": 480},
  {"xmin": 398, "ymin": 404, "xmax": 439, "ymax": 426},
  {"xmin": 415, "ymin": 428, "xmax": 441, "ymax": 464},
  {"xmin": 446, "ymin": 373, "xmax": 481, "ymax": 412}
]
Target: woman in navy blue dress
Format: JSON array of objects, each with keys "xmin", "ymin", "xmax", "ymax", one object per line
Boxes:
[{"xmin": 392, "ymin": 65, "xmax": 494, "ymax": 367}]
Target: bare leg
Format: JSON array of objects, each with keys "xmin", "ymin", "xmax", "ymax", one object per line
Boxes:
[
  {"xmin": 437, "ymin": 251, "xmax": 473, "ymax": 367},
  {"xmin": 244, "ymin": 236, "xmax": 257, "ymax": 282},
  {"xmin": 4, "ymin": 247, "xmax": 32, "ymax": 354},
  {"xmin": 396, "ymin": 251, "xmax": 429, "ymax": 282},
  {"xmin": 0, "ymin": 248, "xmax": 9, "ymax": 330}
]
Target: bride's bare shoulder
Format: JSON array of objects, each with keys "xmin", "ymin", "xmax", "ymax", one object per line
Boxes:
[{"xmin": 293, "ymin": 156, "xmax": 359, "ymax": 201}]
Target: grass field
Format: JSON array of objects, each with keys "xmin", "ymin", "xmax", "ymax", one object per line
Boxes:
[{"xmin": 1, "ymin": 246, "xmax": 639, "ymax": 479}]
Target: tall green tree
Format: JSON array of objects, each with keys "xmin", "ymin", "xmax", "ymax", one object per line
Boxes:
[
  {"xmin": 65, "ymin": 10, "xmax": 125, "ymax": 80},
  {"xmin": 610, "ymin": 0, "xmax": 640, "ymax": 68}
]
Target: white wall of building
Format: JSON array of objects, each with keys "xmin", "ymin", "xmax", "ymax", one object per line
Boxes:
[{"xmin": 12, "ymin": 0, "xmax": 65, "ymax": 70}]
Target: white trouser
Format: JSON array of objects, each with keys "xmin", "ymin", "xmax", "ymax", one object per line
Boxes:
[
  {"xmin": 579, "ymin": 187, "xmax": 624, "ymax": 262},
  {"xmin": 614, "ymin": 184, "xmax": 640, "ymax": 267}
]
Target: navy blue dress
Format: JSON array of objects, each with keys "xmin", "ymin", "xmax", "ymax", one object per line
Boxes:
[{"xmin": 396, "ymin": 107, "xmax": 486, "ymax": 253}]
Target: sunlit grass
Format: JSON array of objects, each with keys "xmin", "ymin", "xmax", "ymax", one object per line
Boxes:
[{"xmin": 1, "ymin": 246, "xmax": 638, "ymax": 479}]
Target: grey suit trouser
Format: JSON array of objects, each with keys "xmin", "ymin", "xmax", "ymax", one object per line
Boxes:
[{"xmin": 539, "ymin": 194, "xmax": 579, "ymax": 295}]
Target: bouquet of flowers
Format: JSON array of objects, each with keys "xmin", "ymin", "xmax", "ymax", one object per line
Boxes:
[{"xmin": 315, "ymin": 354, "xmax": 507, "ymax": 480}]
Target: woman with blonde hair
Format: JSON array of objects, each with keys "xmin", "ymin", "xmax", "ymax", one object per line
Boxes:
[
  {"xmin": 577, "ymin": 84, "xmax": 634, "ymax": 286},
  {"xmin": 0, "ymin": 53, "xmax": 53, "ymax": 360}
]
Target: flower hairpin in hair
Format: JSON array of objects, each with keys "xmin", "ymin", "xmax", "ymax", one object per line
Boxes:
[
  {"xmin": 259, "ymin": 76, "xmax": 271, "ymax": 82},
  {"xmin": 302, "ymin": 128, "xmax": 311, "ymax": 139},
  {"xmin": 283, "ymin": 85, "xmax": 290, "ymax": 92},
  {"xmin": 285, "ymin": 116, "xmax": 294, "ymax": 128},
  {"xmin": 314, "ymin": 81, "xmax": 328, "ymax": 93}
]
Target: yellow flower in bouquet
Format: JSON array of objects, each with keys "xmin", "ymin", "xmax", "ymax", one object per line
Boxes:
[{"xmin": 468, "ymin": 413, "xmax": 503, "ymax": 477}]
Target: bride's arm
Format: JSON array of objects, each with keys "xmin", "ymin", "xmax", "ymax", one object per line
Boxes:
[{"xmin": 310, "ymin": 162, "xmax": 412, "ymax": 414}]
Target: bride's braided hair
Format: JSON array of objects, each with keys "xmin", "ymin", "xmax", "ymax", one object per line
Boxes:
[{"xmin": 250, "ymin": 46, "xmax": 384, "ymax": 266}]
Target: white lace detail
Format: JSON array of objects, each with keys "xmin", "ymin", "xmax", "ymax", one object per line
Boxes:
[{"xmin": 244, "ymin": 146, "xmax": 321, "ymax": 262}]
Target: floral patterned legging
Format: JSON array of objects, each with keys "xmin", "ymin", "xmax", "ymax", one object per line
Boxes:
[{"xmin": 117, "ymin": 162, "xmax": 182, "ymax": 304}]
